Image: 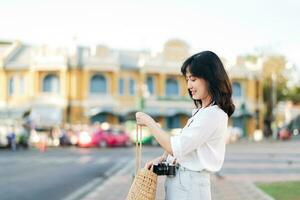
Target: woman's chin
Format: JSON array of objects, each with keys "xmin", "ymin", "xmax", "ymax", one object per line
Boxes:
[{"xmin": 192, "ymin": 96, "xmax": 200, "ymax": 100}]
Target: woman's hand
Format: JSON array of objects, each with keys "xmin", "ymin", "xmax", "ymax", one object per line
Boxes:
[
  {"xmin": 135, "ymin": 112, "xmax": 156, "ymax": 127},
  {"xmin": 136, "ymin": 112, "xmax": 173, "ymax": 155},
  {"xmin": 144, "ymin": 156, "xmax": 165, "ymax": 170}
]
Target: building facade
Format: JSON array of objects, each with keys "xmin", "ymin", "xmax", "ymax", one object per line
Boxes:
[
  {"xmin": 227, "ymin": 59, "xmax": 264, "ymax": 137},
  {"xmin": 0, "ymin": 39, "xmax": 264, "ymax": 137}
]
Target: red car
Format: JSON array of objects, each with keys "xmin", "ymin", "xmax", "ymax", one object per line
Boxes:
[
  {"xmin": 277, "ymin": 128, "xmax": 292, "ymax": 141},
  {"xmin": 78, "ymin": 129, "xmax": 131, "ymax": 148}
]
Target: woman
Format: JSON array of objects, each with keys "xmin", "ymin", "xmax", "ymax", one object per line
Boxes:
[{"xmin": 135, "ymin": 51, "xmax": 235, "ymax": 200}]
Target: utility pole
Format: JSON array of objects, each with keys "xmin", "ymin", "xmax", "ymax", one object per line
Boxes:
[{"xmin": 271, "ymin": 73, "xmax": 277, "ymax": 139}]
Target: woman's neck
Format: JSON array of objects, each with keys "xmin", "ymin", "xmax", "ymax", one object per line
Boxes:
[{"xmin": 201, "ymin": 96, "xmax": 212, "ymax": 108}]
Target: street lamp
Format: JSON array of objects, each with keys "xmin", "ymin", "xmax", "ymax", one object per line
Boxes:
[
  {"xmin": 271, "ymin": 73, "xmax": 277, "ymax": 139},
  {"xmin": 240, "ymin": 103, "xmax": 247, "ymax": 136}
]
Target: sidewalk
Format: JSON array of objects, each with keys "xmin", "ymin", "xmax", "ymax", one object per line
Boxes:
[
  {"xmin": 82, "ymin": 139, "xmax": 300, "ymax": 200},
  {"xmin": 81, "ymin": 161, "xmax": 274, "ymax": 200}
]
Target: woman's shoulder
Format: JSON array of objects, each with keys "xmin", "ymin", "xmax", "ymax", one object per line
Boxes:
[{"xmin": 198, "ymin": 105, "xmax": 228, "ymax": 120}]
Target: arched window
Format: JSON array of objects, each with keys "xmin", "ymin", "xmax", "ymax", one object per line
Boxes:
[
  {"xmin": 129, "ymin": 79, "xmax": 136, "ymax": 95},
  {"xmin": 232, "ymin": 82, "xmax": 242, "ymax": 97},
  {"xmin": 118, "ymin": 78, "xmax": 125, "ymax": 95},
  {"xmin": 43, "ymin": 74, "xmax": 60, "ymax": 93},
  {"xmin": 90, "ymin": 74, "xmax": 107, "ymax": 94},
  {"xmin": 146, "ymin": 76, "xmax": 155, "ymax": 95},
  {"xmin": 8, "ymin": 76, "xmax": 16, "ymax": 96},
  {"xmin": 166, "ymin": 78, "xmax": 179, "ymax": 96},
  {"xmin": 91, "ymin": 113, "xmax": 108, "ymax": 123},
  {"xmin": 166, "ymin": 115, "xmax": 181, "ymax": 129},
  {"xmin": 20, "ymin": 76, "xmax": 25, "ymax": 95}
]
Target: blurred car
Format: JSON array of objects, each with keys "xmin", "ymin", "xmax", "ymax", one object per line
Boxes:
[
  {"xmin": 59, "ymin": 128, "xmax": 78, "ymax": 146},
  {"xmin": 77, "ymin": 129, "xmax": 131, "ymax": 148},
  {"xmin": 0, "ymin": 125, "xmax": 29, "ymax": 149},
  {"xmin": 0, "ymin": 126, "xmax": 9, "ymax": 148},
  {"xmin": 293, "ymin": 128, "xmax": 299, "ymax": 136},
  {"xmin": 138, "ymin": 135, "xmax": 159, "ymax": 146},
  {"xmin": 125, "ymin": 121, "xmax": 157, "ymax": 146},
  {"xmin": 129, "ymin": 128, "xmax": 158, "ymax": 146},
  {"xmin": 277, "ymin": 128, "xmax": 292, "ymax": 140},
  {"xmin": 226, "ymin": 126, "xmax": 243, "ymax": 143},
  {"xmin": 95, "ymin": 129, "xmax": 131, "ymax": 147},
  {"xmin": 16, "ymin": 128, "xmax": 29, "ymax": 149},
  {"xmin": 59, "ymin": 131, "xmax": 71, "ymax": 146},
  {"xmin": 77, "ymin": 131, "xmax": 92, "ymax": 147}
]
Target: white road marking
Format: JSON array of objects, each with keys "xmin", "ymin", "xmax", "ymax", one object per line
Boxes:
[{"xmin": 62, "ymin": 158, "xmax": 128, "ymax": 200}]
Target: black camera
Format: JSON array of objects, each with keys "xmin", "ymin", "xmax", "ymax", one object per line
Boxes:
[{"xmin": 153, "ymin": 162, "xmax": 176, "ymax": 176}]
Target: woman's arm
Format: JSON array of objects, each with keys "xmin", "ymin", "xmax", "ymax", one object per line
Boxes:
[{"xmin": 147, "ymin": 122, "xmax": 173, "ymax": 155}]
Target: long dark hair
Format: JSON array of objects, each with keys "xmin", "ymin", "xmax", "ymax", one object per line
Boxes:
[{"xmin": 181, "ymin": 51, "xmax": 235, "ymax": 117}]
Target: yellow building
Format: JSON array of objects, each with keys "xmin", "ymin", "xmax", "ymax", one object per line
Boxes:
[
  {"xmin": 226, "ymin": 57, "xmax": 264, "ymax": 137},
  {"xmin": 0, "ymin": 39, "xmax": 263, "ymax": 136}
]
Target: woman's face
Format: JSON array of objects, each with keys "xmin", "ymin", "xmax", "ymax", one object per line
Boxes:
[{"xmin": 185, "ymin": 71, "xmax": 209, "ymax": 100}]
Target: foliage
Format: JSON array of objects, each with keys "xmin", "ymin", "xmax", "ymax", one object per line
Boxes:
[
  {"xmin": 256, "ymin": 181, "xmax": 300, "ymax": 200},
  {"xmin": 284, "ymin": 86, "xmax": 300, "ymax": 103}
]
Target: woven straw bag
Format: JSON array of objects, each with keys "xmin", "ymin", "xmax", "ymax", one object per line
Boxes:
[{"xmin": 126, "ymin": 125, "xmax": 158, "ymax": 200}]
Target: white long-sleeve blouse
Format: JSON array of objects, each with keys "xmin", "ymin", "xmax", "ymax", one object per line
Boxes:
[{"xmin": 170, "ymin": 105, "xmax": 228, "ymax": 172}]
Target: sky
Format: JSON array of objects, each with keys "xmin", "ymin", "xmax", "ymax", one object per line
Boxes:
[{"xmin": 0, "ymin": 0, "xmax": 299, "ymax": 69}]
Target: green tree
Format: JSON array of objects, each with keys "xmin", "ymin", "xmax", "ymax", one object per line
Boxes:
[
  {"xmin": 262, "ymin": 55, "xmax": 287, "ymax": 137},
  {"xmin": 285, "ymin": 86, "xmax": 300, "ymax": 103}
]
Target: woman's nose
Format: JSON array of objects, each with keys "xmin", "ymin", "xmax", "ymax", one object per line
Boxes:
[{"xmin": 187, "ymin": 81, "xmax": 192, "ymax": 89}]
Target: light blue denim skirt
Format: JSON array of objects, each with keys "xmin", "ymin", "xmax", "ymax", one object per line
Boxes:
[{"xmin": 165, "ymin": 166, "xmax": 211, "ymax": 200}]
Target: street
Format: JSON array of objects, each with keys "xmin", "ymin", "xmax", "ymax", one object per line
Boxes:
[
  {"xmin": 0, "ymin": 146, "xmax": 162, "ymax": 200},
  {"xmin": 1, "ymin": 140, "xmax": 300, "ymax": 200}
]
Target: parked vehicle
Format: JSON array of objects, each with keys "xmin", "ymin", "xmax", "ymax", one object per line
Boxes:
[
  {"xmin": 59, "ymin": 129, "xmax": 72, "ymax": 146},
  {"xmin": 128, "ymin": 127, "xmax": 156, "ymax": 145},
  {"xmin": 277, "ymin": 127, "xmax": 292, "ymax": 140},
  {"xmin": 61, "ymin": 127, "xmax": 79, "ymax": 146},
  {"xmin": 95, "ymin": 129, "xmax": 131, "ymax": 147},
  {"xmin": 0, "ymin": 125, "xmax": 29, "ymax": 150},
  {"xmin": 77, "ymin": 128, "xmax": 131, "ymax": 148},
  {"xmin": 6, "ymin": 132, "xmax": 17, "ymax": 151},
  {"xmin": 77, "ymin": 131, "xmax": 92, "ymax": 147},
  {"xmin": 125, "ymin": 121, "xmax": 157, "ymax": 146},
  {"xmin": 16, "ymin": 129, "xmax": 29, "ymax": 149},
  {"xmin": 138, "ymin": 135, "xmax": 159, "ymax": 146},
  {"xmin": 0, "ymin": 126, "xmax": 9, "ymax": 148}
]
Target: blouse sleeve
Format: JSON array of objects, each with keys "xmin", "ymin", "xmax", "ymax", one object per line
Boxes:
[{"xmin": 170, "ymin": 114, "xmax": 218, "ymax": 161}]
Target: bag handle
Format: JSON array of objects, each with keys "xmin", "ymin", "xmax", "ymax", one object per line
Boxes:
[{"xmin": 135, "ymin": 124, "xmax": 142, "ymax": 174}]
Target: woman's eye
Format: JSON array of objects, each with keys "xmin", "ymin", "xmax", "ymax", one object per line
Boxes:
[{"xmin": 186, "ymin": 78, "xmax": 196, "ymax": 82}]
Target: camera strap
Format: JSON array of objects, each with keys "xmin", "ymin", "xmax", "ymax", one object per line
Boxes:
[
  {"xmin": 186, "ymin": 101, "xmax": 216, "ymax": 128},
  {"xmin": 186, "ymin": 108, "xmax": 200, "ymax": 128}
]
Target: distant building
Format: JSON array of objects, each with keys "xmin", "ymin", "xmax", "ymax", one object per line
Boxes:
[
  {"xmin": 0, "ymin": 39, "xmax": 263, "ymax": 137},
  {"xmin": 226, "ymin": 56, "xmax": 264, "ymax": 137}
]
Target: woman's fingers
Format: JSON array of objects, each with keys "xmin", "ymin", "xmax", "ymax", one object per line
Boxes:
[
  {"xmin": 135, "ymin": 112, "xmax": 145, "ymax": 126},
  {"xmin": 135, "ymin": 112, "xmax": 154, "ymax": 127},
  {"xmin": 150, "ymin": 165, "xmax": 154, "ymax": 171},
  {"xmin": 144, "ymin": 161, "xmax": 153, "ymax": 170}
]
